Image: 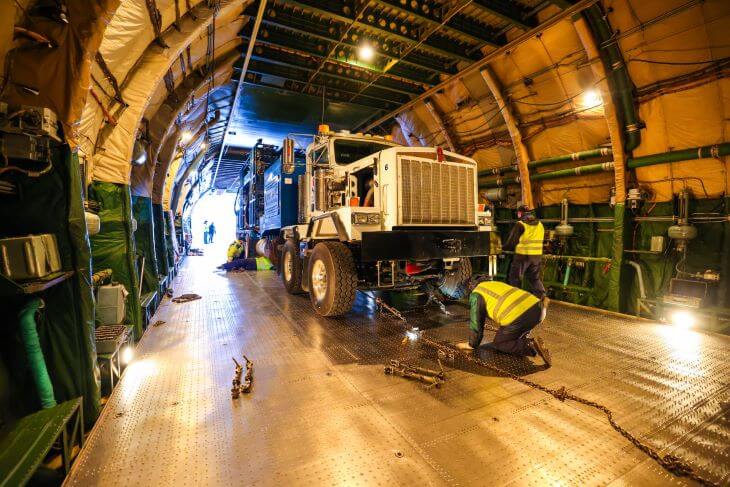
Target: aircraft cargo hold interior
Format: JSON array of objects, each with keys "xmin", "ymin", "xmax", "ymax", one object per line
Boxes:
[{"xmin": 0, "ymin": 0, "xmax": 728, "ymax": 485}]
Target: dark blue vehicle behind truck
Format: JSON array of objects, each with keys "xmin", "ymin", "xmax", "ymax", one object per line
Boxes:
[
  {"xmin": 261, "ymin": 156, "xmax": 306, "ymax": 236},
  {"xmin": 235, "ymin": 140, "xmax": 305, "ymax": 264}
]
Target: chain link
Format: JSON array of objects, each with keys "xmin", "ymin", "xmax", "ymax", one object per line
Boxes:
[{"xmin": 376, "ymin": 302, "xmax": 719, "ymax": 487}]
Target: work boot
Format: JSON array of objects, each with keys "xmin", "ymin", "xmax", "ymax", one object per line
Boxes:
[
  {"xmin": 531, "ymin": 337, "xmax": 551, "ymax": 367},
  {"xmin": 455, "ymin": 342, "xmax": 474, "ymax": 351}
]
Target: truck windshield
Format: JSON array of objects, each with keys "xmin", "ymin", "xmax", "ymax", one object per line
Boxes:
[{"xmin": 333, "ymin": 140, "xmax": 393, "ymax": 165}]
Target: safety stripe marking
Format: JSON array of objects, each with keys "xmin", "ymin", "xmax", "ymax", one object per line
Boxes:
[
  {"xmin": 492, "ymin": 288, "xmax": 518, "ymax": 321},
  {"xmin": 496, "ymin": 292, "xmax": 533, "ymax": 322}
]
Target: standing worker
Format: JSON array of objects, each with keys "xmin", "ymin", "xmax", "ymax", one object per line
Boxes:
[
  {"xmin": 504, "ymin": 205, "xmax": 546, "ymax": 298},
  {"xmin": 208, "ymin": 222, "xmax": 216, "ymax": 243},
  {"xmin": 202, "ymin": 219, "xmax": 209, "ymax": 244},
  {"xmin": 458, "ymin": 280, "xmax": 551, "ymax": 366}
]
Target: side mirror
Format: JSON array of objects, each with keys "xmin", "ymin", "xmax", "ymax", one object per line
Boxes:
[{"xmin": 282, "ymin": 138, "xmax": 295, "ymax": 174}]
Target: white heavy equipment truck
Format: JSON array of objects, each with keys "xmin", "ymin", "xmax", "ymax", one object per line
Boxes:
[{"xmin": 278, "ymin": 125, "xmax": 497, "ymax": 316}]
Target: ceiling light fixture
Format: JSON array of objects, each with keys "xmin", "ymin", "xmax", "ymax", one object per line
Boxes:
[
  {"xmin": 357, "ymin": 42, "xmax": 375, "ymax": 62},
  {"xmin": 180, "ymin": 130, "xmax": 193, "ymax": 143},
  {"xmin": 581, "ymin": 89, "xmax": 602, "ymax": 108}
]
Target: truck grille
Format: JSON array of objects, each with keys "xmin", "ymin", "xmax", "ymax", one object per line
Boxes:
[{"xmin": 398, "ymin": 156, "xmax": 476, "ymax": 225}]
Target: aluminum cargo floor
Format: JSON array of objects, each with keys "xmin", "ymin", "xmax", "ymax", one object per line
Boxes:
[{"xmin": 65, "ymin": 256, "xmax": 730, "ymax": 486}]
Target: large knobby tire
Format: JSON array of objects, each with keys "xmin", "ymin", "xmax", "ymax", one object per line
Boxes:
[
  {"xmin": 281, "ymin": 239, "xmax": 303, "ymax": 294},
  {"xmin": 439, "ymin": 258, "xmax": 472, "ymax": 299},
  {"xmin": 308, "ymin": 241, "xmax": 357, "ymax": 317}
]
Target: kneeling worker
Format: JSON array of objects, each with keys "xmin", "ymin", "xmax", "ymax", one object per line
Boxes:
[
  {"xmin": 226, "ymin": 235, "xmax": 245, "ymax": 262},
  {"xmin": 458, "ymin": 280, "xmax": 551, "ymax": 366},
  {"xmin": 220, "ymin": 236, "xmax": 274, "ymax": 271},
  {"xmin": 221, "ymin": 255, "xmax": 274, "ymax": 272}
]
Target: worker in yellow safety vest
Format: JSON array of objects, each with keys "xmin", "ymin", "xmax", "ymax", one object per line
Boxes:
[
  {"xmin": 457, "ymin": 280, "xmax": 551, "ymax": 366},
  {"xmin": 226, "ymin": 236, "xmax": 245, "ymax": 262},
  {"xmin": 220, "ymin": 255, "xmax": 274, "ymax": 272},
  {"xmin": 504, "ymin": 205, "xmax": 546, "ymax": 298},
  {"xmin": 219, "ymin": 235, "xmax": 275, "ymax": 272}
]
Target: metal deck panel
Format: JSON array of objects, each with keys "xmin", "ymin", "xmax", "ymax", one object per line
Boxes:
[{"xmin": 66, "ymin": 257, "xmax": 730, "ymax": 486}]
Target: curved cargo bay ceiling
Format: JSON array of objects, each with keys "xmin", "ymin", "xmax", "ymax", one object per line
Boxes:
[
  {"xmin": 1, "ymin": 0, "xmax": 728, "ymax": 211},
  {"xmin": 79, "ymin": 0, "xmax": 246, "ymax": 184},
  {"xmin": 367, "ymin": 0, "xmax": 730, "ymax": 206}
]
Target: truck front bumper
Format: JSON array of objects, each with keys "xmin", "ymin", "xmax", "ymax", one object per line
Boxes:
[{"xmin": 360, "ymin": 230, "xmax": 497, "ymax": 262}]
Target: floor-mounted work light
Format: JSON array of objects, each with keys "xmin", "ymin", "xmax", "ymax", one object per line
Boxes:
[
  {"xmin": 668, "ymin": 309, "xmax": 696, "ymax": 329},
  {"xmin": 122, "ymin": 345, "xmax": 135, "ymax": 365}
]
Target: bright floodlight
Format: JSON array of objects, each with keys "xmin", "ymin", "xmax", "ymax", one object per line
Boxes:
[
  {"xmin": 122, "ymin": 346, "xmax": 135, "ymax": 365},
  {"xmin": 200, "ymin": 141, "xmax": 207, "ymax": 150},
  {"xmin": 669, "ymin": 310, "xmax": 696, "ymax": 329},
  {"xmin": 180, "ymin": 131, "xmax": 193, "ymax": 143},
  {"xmin": 581, "ymin": 89, "xmax": 602, "ymax": 108},
  {"xmin": 358, "ymin": 42, "xmax": 375, "ymax": 62}
]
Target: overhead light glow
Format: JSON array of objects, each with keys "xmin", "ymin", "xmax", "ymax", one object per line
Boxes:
[
  {"xmin": 200, "ymin": 141, "xmax": 207, "ymax": 150},
  {"xmin": 669, "ymin": 309, "xmax": 696, "ymax": 329},
  {"xmin": 581, "ymin": 89, "xmax": 602, "ymax": 108},
  {"xmin": 358, "ymin": 42, "xmax": 375, "ymax": 62},
  {"xmin": 122, "ymin": 345, "xmax": 135, "ymax": 365},
  {"xmin": 180, "ymin": 131, "xmax": 193, "ymax": 144}
]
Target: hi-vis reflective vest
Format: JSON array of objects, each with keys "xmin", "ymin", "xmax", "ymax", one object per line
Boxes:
[
  {"xmin": 472, "ymin": 281, "xmax": 539, "ymax": 326},
  {"xmin": 515, "ymin": 221, "xmax": 544, "ymax": 255},
  {"xmin": 255, "ymin": 256, "xmax": 273, "ymax": 271}
]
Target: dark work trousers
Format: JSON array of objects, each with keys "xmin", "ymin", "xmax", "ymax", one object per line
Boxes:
[
  {"xmin": 508, "ymin": 254, "xmax": 546, "ymax": 298},
  {"xmin": 222, "ymin": 258, "xmax": 256, "ymax": 271},
  {"xmin": 469, "ymin": 294, "xmax": 542, "ymax": 356}
]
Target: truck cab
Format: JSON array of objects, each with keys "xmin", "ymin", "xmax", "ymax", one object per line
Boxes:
[{"xmin": 279, "ymin": 126, "xmax": 498, "ymax": 316}]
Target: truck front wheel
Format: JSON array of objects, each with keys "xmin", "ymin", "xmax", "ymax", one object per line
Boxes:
[
  {"xmin": 438, "ymin": 258, "xmax": 472, "ymax": 299},
  {"xmin": 308, "ymin": 241, "xmax": 357, "ymax": 316},
  {"xmin": 281, "ymin": 239, "xmax": 303, "ymax": 294}
]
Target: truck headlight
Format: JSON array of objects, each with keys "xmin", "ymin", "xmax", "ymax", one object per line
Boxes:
[{"xmin": 352, "ymin": 213, "xmax": 380, "ymax": 225}]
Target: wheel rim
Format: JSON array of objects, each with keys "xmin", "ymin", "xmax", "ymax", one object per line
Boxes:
[
  {"xmin": 283, "ymin": 251, "xmax": 292, "ymax": 282},
  {"xmin": 311, "ymin": 259, "xmax": 328, "ymax": 301}
]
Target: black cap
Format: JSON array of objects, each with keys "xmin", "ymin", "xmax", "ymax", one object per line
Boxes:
[{"xmin": 517, "ymin": 205, "xmax": 535, "ymax": 221}]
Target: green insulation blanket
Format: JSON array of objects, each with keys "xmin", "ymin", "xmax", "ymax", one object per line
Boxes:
[
  {"xmin": 152, "ymin": 203, "xmax": 169, "ymax": 278},
  {"xmin": 132, "ymin": 196, "xmax": 159, "ymax": 294},
  {"xmin": 0, "ymin": 149, "xmax": 100, "ymax": 426},
  {"xmin": 88, "ymin": 182, "xmax": 143, "ymax": 339},
  {"xmin": 165, "ymin": 211, "xmax": 178, "ymax": 269},
  {"xmin": 606, "ymin": 204, "xmax": 626, "ymax": 312}
]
